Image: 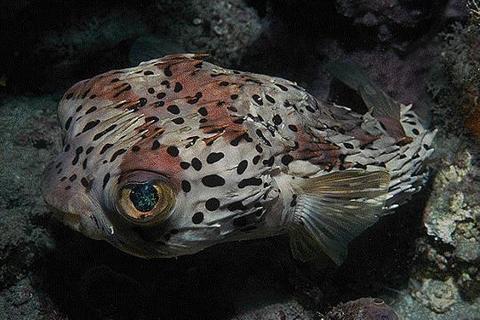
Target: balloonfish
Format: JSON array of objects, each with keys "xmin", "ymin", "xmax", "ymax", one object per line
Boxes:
[{"xmin": 42, "ymin": 54, "xmax": 435, "ymax": 264}]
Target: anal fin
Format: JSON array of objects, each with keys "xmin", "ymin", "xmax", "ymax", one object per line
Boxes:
[{"xmin": 289, "ymin": 170, "xmax": 390, "ymax": 265}]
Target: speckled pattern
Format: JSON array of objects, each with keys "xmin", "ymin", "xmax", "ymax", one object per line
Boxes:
[{"xmin": 42, "ymin": 53, "xmax": 434, "ymax": 262}]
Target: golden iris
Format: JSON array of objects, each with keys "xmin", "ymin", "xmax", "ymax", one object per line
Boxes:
[{"xmin": 118, "ymin": 181, "xmax": 175, "ymax": 225}]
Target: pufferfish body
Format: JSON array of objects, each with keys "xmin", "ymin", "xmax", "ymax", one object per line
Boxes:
[{"xmin": 42, "ymin": 54, "xmax": 435, "ymax": 264}]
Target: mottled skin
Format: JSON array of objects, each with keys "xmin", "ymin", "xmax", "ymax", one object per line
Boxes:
[{"xmin": 42, "ymin": 54, "xmax": 434, "ymax": 260}]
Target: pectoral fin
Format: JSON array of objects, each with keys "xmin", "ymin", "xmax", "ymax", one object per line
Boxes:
[{"xmin": 289, "ymin": 170, "xmax": 390, "ymax": 265}]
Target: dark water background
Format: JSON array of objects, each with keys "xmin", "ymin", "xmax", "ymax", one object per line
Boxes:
[{"xmin": 1, "ymin": 1, "xmax": 479, "ymax": 319}]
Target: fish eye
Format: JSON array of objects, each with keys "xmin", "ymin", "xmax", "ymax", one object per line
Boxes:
[{"xmin": 117, "ymin": 180, "xmax": 175, "ymax": 225}]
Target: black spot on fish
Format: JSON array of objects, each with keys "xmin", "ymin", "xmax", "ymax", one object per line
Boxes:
[
  {"xmin": 164, "ymin": 66, "xmax": 173, "ymax": 77},
  {"xmin": 113, "ymin": 84, "xmax": 132, "ymax": 98},
  {"xmin": 262, "ymin": 156, "xmax": 274, "ymax": 167},
  {"xmin": 110, "ymin": 149, "xmax": 127, "ymax": 162},
  {"xmin": 272, "ymin": 115, "xmax": 282, "ymax": 125},
  {"xmin": 103, "ymin": 173, "xmax": 110, "ymax": 189},
  {"xmin": 180, "ymin": 161, "xmax": 190, "ymax": 169},
  {"xmin": 181, "ymin": 180, "xmax": 191, "ymax": 193},
  {"xmin": 81, "ymin": 177, "xmax": 93, "ymax": 191},
  {"xmin": 205, "ymin": 198, "xmax": 220, "ymax": 211},
  {"xmin": 138, "ymin": 98, "xmax": 148, "ymax": 107},
  {"xmin": 344, "ymin": 142, "xmax": 354, "ymax": 149},
  {"xmin": 187, "ymin": 92, "xmax": 202, "ymax": 104},
  {"xmin": 192, "ymin": 212, "xmax": 204, "ymax": 224},
  {"xmin": 167, "ymin": 105, "xmax": 180, "ymax": 114},
  {"xmin": 72, "ymin": 146, "xmax": 83, "ymax": 165},
  {"xmin": 265, "ymin": 94, "xmax": 275, "ymax": 104},
  {"xmin": 145, "ymin": 116, "xmax": 159, "ymax": 124},
  {"xmin": 82, "ymin": 120, "xmax": 100, "ymax": 133},
  {"xmin": 206, "ymin": 152, "xmax": 224, "ymax": 164},
  {"xmin": 281, "ymin": 154, "xmax": 294, "ymax": 165},
  {"xmin": 85, "ymin": 106, "xmax": 97, "ymax": 114},
  {"xmin": 191, "ymin": 158, "xmax": 202, "ymax": 171},
  {"xmin": 93, "ymin": 124, "xmax": 117, "ymax": 141},
  {"xmin": 172, "ymin": 117, "xmax": 185, "ymax": 124},
  {"xmin": 100, "ymin": 143, "xmax": 114, "ymax": 154},
  {"xmin": 202, "ymin": 175, "xmax": 225, "ymax": 187},
  {"xmin": 65, "ymin": 117, "xmax": 73, "ymax": 130},
  {"xmin": 174, "ymin": 82, "xmax": 183, "ymax": 92},
  {"xmin": 152, "ymin": 140, "xmax": 161, "ymax": 150},
  {"xmin": 167, "ymin": 146, "xmax": 179, "ymax": 157},
  {"xmin": 252, "ymin": 94, "xmax": 263, "ymax": 105},
  {"xmin": 237, "ymin": 160, "xmax": 248, "ymax": 174},
  {"xmin": 238, "ymin": 177, "xmax": 262, "ymax": 188}
]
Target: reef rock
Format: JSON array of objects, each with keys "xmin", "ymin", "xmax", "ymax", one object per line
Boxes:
[
  {"xmin": 411, "ymin": 277, "xmax": 460, "ymax": 313},
  {"xmin": 324, "ymin": 298, "xmax": 399, "ymax": 320}
]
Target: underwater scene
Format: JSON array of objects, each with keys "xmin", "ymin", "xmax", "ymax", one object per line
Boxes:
[{"xmin": 1, "ymin": 0, "xmax": 479, "ymax": 319}]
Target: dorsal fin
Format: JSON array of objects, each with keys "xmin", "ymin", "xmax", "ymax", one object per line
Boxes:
[
  {"xmin": 325, "ymin": 61, "xmax": 412, "ymax": 144},
  {"xmin": 325, "ymin": 61, "xmax": 400, "ymax": 120}
]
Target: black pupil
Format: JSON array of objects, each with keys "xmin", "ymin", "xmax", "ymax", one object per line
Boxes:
[{"xmin": 129, "ymin": 183, "xmax": 159, "ymax": 212}]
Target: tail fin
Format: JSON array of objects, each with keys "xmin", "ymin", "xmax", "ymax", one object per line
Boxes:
[
  {"xmin": 286, "ymin": 62, "xmax": 436, "ymax": 265},
  {"xmin": 326, "ymin": 61, "xmax": 436, "ymax": 210}
]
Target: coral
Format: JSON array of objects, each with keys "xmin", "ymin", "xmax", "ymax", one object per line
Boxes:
[
  {"xmin": 427, "ymin": 20, "xmax": 480, "ymax": 138},
  {"xmin": 411, "ymin": 278, "xmax": 460, "ymax": 313},
  {"xmin": 38, "ymin": 8, "xmax": 148, "ymax": 66},
  {"xmin": 324, "ymin": 298, "xmax": 399, "ymax": 320},
  {"xmin": 412, "ymin": 140, "xmax": 480, "ymax": 299},
  {"xmin": 413, "ymin": 5, "xmax": 480, "ymax": 306},
  {"xmin": 149, "ymin": 0, "xmax": 262, "ymax": 67},
  {"xmin": 424, "ymin": 148, "xmax": 479, "ymax": 254},
  {"xmin": 231, "ymin": 300, "xmax": 313, "ymax": 320},
  {"xmin": 4, "ymin": 0, "xmax": 262, "ymax": 93},
  {"xmin": 333, "ymin": 0, "xmax": 462, "ymax": 46}
]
